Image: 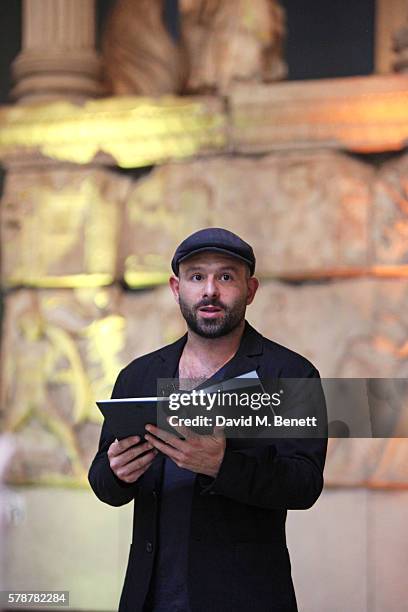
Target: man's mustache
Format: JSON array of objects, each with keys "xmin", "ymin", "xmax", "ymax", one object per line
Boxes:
[{"xmin": 195, "ymin": 299, "xmax": 227, "ymax": 310}]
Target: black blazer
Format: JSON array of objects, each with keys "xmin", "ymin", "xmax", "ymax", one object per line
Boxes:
[{"xmin": 88, "ymin": 321, "xmax": 327, "ymax": 612}]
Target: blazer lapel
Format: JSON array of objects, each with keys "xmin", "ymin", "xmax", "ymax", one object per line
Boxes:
[
  {"xmin": 159, "ymin": 332, "xmax": 188, "ymax": 368},
  {"xmin": 150, "ymin": 332, "xmax": 188, "ymax": 388},
  {"xmin": 142, "ymin": 334, "xmax": 188, "ymax": 488}
]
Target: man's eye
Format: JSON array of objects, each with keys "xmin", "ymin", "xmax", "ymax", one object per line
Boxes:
[
  {"xmin": 192, "ymin": 273, "xmax": 202, "ymax": 281},
  {"xmin": 221, "ymin": 273, "xmax": 231, "ymax": 281}
]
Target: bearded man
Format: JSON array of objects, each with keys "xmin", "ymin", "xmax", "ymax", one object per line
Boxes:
[{"xmin": 88, "ymin": 227, "xmax": 327, "ymax": 612}]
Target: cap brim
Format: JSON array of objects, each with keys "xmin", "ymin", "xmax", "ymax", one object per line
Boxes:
[{"xmin": 177, "ymin": 247, "xmax": 254, "ymax": 271}]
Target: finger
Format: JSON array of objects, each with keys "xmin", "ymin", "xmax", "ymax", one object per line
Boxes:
[
  {"xmin": 115, "ymin": 449, "xmax": 158, "ymax": 479},
  {"xmin": 212, "ymin": 425, "xmax": 225, "ymax": 439},
  {"xmin": 113, "ymin": 441, "xmax": 154, "ymax": 467},
  {"xmin": 145, "ymin": 424, "xmax": 186, "ymax": 449},
  {"xmin": 128, "ymin": 449, "xmax": 158, "ymax": 472},
  {"xmin": 109, "ymin": 436, "xmax": 140, "ymax": 457},
  {"xmin": 118, "ymin": 462, "xmax": 152, "ymax": 484},
  {"xmin": 144, "ymin": 433, "xmax": 183, "ymax": 462},
  {"xmin": 166, "ymin": 419, "xmax": 196, "ymax": 440}
]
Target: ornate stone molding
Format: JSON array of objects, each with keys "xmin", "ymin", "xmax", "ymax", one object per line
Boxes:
[
  {"xmin": 0, "ymin": 75, "xmax": 407, "ymax": 168},
  {"xmin": 229, "ymin": 75, "xmax": 408, "ymax": 154},
  {"xmin": 0, "ymin": 96, "xmax": 226, "ymax": 168}
]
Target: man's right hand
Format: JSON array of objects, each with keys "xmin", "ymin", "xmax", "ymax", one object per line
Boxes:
[{"xmin": 108, "ymin": 436, "xmax": 158, "ymax": 483}]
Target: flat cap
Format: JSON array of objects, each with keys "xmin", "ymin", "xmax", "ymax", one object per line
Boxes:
[{"xmin": 171, "ymin": 227, "xmax": 256, "ymax": 276}]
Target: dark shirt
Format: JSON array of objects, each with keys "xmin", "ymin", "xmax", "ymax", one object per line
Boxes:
[{"xmin": 144, "ymin": 362, "xmax": 231, "ymax": 612}]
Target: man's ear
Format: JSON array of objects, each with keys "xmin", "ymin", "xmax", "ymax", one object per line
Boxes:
[
  {"xmin": 169, "ymin": 275, "xmax": 180, "ymax": 303},
  {"xmin": 246, "ymin": 276, "xmax": 259, "ymax": 305}
]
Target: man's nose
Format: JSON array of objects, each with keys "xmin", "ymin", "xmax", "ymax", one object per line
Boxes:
[{"xmin": 202, "ymin": 276, "xmax": 219, "ymax": 298}]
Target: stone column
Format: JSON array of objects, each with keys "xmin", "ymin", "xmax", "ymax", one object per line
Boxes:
[{"xmin": 11, "ymin": 0, "xmax": 102, "ymax": 104}]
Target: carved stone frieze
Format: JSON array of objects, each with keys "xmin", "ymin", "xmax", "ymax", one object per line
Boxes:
[
  {"xmin": 0, "ymin": 166, "xmax": 130, "ymax": 288},
  {"xmin": 122, "ymin": 152, "xmax": 372, "ymax": 283},
  {"xmin": 0, "ymin": 286, "xmax": 183, "ymax": 485}
]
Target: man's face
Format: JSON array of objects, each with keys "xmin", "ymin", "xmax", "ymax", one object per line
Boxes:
[{"xmin": 169, "ymin": 252, "xmax": 259, "ymax": 338}]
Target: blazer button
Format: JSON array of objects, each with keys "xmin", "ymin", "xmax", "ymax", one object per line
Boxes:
[{"xmin": 146, "ymin": 541, "xmax": 153, "ymax": 553}]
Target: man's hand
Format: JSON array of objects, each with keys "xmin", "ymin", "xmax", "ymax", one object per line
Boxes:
[
  {"xmin": 144, "ymin": 421, "xmax": 226, "ymax": 478},
  {"xmin": 108, "ymin": 436, "xmax": 158, "ymax": 483}
]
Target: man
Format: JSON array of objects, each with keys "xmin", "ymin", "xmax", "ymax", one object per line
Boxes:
[{"xmin": 88, "ymin": 227, "xmax": 327, "ymax": 612}]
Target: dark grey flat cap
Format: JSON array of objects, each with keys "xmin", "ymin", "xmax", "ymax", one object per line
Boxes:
[{"xmin": 171, "ymin": 227, "xmax": 256, "ymax": 276}]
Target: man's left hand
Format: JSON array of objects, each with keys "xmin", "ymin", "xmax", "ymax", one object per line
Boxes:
[{"xmin": 144, "ymin": 421, "xmax": 226, "ymax": 478}]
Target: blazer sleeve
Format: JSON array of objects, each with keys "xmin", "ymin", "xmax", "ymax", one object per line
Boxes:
[
  {"xmin": 88, "ymin": 369, "xmax": 140, "ymax": 507},
  {"xmin": 198, "ymin": 368, "xmax": 328, "ymax": 510}
]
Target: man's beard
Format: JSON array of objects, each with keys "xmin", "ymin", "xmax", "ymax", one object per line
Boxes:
[{"xmin": 179, "ymin": 295, "xmax": 247, "ymax": 338}]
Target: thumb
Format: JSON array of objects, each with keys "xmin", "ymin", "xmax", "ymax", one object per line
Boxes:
[{"xmin": 213, "ymin": 425, "xmax": 225, "ymax": 439}]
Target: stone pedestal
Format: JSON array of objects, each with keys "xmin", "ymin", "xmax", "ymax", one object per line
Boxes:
[{"xmin": 12, "ymin": 0, "xmax": 102, "ymax": 104}]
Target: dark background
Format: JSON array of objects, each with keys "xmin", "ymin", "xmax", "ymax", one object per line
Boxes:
[{"xmin": 0, "ymin": 0, "xmax": 375, "ymax": 105}]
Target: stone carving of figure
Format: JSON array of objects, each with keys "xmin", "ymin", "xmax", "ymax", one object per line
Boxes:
[
  {"xmin": 393, "ymin": 17, "xmax": 408, "ymax": 73},
  {"xmin": 102, "ymin": 0, "xmax": 189, "ymax": 96},
  {"xmin": 180, "ymin": 0, "xmax": 287, "ymax": 93},
  {"xmin": 102, "ymin": 0, "xmax": 286, "ymax": 96}
]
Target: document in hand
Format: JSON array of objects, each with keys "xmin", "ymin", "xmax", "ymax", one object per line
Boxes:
[
  {"xmin": 96, "ymin": 397, "xmax": 168, "ymax": 440},
  {"xmin": 96, "ymin": 370, "xmax": 273, "ymax": 440}
]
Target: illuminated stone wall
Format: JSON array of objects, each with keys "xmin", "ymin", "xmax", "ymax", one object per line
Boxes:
[
  {"xmin": 0, "ymin": 148, "xmax": 407, "ymax": 487},
  {"xmin": 122, "ymin": 152, "xmax": 373, "ymax": 282},
  {"xmin": 1, "ymin": 166, "xmax": 129, "ymax": 287},
  {"xmin": 0, "ymin": 285, "xmax": 184, "ymax": 485}
]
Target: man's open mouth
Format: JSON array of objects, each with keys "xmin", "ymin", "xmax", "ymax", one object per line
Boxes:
[
  {"xmin": 198, "ymin": 305, "xmax": 223, "ymax": 317},
  {"xmin": 199, "ymin": 306, "xmax": 221, "ymax": 311}
]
